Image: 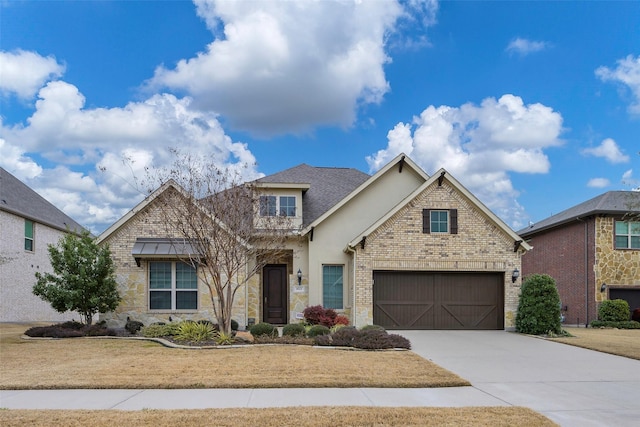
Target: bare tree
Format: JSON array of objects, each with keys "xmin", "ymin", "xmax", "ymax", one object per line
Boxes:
[{"xmin": 147, "ymin": 150, "xmax": 295, "ymax": 335}]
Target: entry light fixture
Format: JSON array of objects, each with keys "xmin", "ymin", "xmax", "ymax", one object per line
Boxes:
[
  {"xmin": 511, "ymin": 268, "xmax": 520, "ymax": 283},
  {"xmin": 297, "ymin": 269, "xmax": 302, "ymax": 286},
  {"xmin": 600, "ymin": 282, "xmax": 607, "ymax": 293}
]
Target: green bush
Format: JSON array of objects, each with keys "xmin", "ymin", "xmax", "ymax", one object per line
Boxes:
[
  {"xmin": 598, "ymin": 299, "xmax": 631, "ymax": 321},
  {"xmin": 516, "ymin": 274, "xmax": 562, "ymax": 335},
  {"xmin": 282, "ymin": 323, "xmax": 306, "ymax": 337},
  {"xmin": 313, "ymin": 334, "xmax": 333, "ymax": 346},
  {"xmin": 249, "ymin": 322, "xmax": 278, "ymax": 338},
  {"xmin": 231, "ymin": 319, "xmax": 239, "ymax": 331},
  {"xmin": 589, "ymin": 320, "xmax": 640, "ymax": 329},
  {"xmin": 306, "ymin": 324, "xmax": 331, "ymax": 337},
  {"xmin": 175, "ymin": 321, "xmax": 215, "ymax": 343},
  {"xmin": 125, "ymin": 320, "xmax": 144, "ymax": 335},
  {"xmin": 141, "ymin": 323, "xmax": 180, "ymax": 338}
]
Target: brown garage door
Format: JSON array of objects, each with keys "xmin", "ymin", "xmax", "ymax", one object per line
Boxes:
[{"xmin": 373, "ymin": 271, "xmax": 504, "ymax": 330}]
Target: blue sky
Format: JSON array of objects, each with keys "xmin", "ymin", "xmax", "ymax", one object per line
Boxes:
[{"xmin": 1, "ymin": 0, "xmax": 639, "ymax": 234}]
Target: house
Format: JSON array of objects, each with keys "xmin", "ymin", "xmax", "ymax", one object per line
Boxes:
[
  {"xmin": 519, "ymin": 191, "xmax": 640, "ymax": 325},
  {"xmin": 0, "ymin": 168, "xmax": 86, "ymax": 322},
  {"xmin": 97, "ymin": 154, "xmax": 530, "ymax": 330}
]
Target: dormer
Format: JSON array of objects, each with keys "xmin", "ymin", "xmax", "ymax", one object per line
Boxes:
[{"xmin": 255, "ymin": 182, "xmax": 310, "ymax": 229}]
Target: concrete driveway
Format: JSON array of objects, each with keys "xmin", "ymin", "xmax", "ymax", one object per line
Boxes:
[{"xmin": 399, "ymin": 330, "xmax": 640, "ymax": 427}]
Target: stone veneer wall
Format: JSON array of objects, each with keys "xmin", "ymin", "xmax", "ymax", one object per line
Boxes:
[
  {"xmin": 353, "ymin": 181, "xmax": 522, "ymax": 328},
  {"xmin": 594, "ymin": 216, "xmax": 640, "ymax": 303},
  {"xmin": 99, "ymin": 200, "xmax": 248, "ymax": 328}
]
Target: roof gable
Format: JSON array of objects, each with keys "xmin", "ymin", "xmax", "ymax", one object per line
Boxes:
[
  {"xmin": 0, "ymin": 168, "xmax": 85, "ymax": 233},
  {"xmin": 348, "ymin": 168, "xmax": 531, "ymax": 253},
  {"xmin": 519, "ymin": 191, "xmax": 640, "ymax": 236}
]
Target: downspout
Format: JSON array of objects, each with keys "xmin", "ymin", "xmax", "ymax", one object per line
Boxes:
[
  {"xmin": 346, "ymin": 245, "xmax": 357, "ymax": 327},
  {"xmin": 577, "ymin": 216, "xmax": 588, "ymax": 327}
]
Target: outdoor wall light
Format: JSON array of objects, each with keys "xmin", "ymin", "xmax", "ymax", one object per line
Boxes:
[
  {"xmin": 297, "ymin": 269, "xmax": 302, "ymax": 286},
  {"xmin": 600, "ymin": 282, "xmax": 607, "ymax": 293},
  {"xmin": 511, "ymin": 268, "xmax": 520, "ymax": 283}
]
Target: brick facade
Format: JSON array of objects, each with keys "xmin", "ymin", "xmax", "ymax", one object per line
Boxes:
[{"xmin": 353, "ymin": 181, "xmax": 523, "ymax": 328}]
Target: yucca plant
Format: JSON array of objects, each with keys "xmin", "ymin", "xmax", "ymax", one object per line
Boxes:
[
  {"xmin": 216, "ymin": 331, "xmax": 234, "ymax": 345},
  {"xmin": 175, "ymin": 321, "xmax": 215, "ymax": 343}
]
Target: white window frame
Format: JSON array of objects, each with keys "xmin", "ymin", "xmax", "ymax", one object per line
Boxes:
[{"xmin": 615, "ymin": 220, "xmax": 640, "ymax": 249}]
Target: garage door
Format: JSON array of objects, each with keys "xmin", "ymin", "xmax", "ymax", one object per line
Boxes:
[{"xmin": 373, "ymin": 271, "xmax": 504, "ymax": 330}]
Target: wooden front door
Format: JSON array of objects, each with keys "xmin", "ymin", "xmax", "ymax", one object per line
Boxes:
[{"xmin": 263, "ymin": 264, "xmax": 288, "ymax": 324}]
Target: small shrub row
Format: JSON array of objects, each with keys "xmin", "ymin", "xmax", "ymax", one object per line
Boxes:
[
  {"xmin": 589, "ymin": 320, "xmax": 640, "ymax": 329},
  {"xmin": 24, "ymin": 323, "xmax": 116, "ymax": 338},
  {"xmin": 140, "ymin": 323, "xmax": 181, "ymax": 338},
  {"xmin": 314, "ymin": 326, "xmax": 411, "ymax": 350},
  {"xmin": 175, "ymin": 321, "xmax": 216, "ymax": 343}
]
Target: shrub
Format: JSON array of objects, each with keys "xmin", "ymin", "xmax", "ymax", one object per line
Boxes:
[
  {"xmin": 515, "ymin": 274, "xmax": 562, "ymax": 335},
  {"xmin": 307, "ymin": 324, "xmax": 331, "ymax": 337},
  {"xmin": 633, "ymin": 308, "xmax": 640, "ymax": 322},
  {"xmin": 314, "ymin": 334, "xmax": 333, "ymax": 346},
  {"xmin": 216, "ymin": 331, "xmax": 234, "ymax": 345},
  {"xmin": 589, "ymin": 320, "xmax": 640, "ymax": 329},
  {"xmin": 331, "ymin": 326, "xmax": 361, "ymax": 347},
  {"xmin": 599, "ymin": 299, "xmax": 631, "ymax": 322},
  {"xmin": 59, "ymin": 321, "xmax": 85, "ymax": 330},
  {"xmin": 303, "ymin": 305, "xmax": 338, "ymax": 327},
  {"xmin": 360, "ymin": 324, "xmax": 385, "ymax": 332},
  {"xmin": 125, "ymin": 320, "xmax": 144, "ymax": 335},
  {"xmin": 141, "ymin": 323, "xmax": 180, "ymax": 338},
  {"xmin": 231, "ymin": 319, "xmax": 239, "ymax": 331},
  {"xmin": 84, "ymin": 324, "xmax": 116, "ymax": 336},
  {"xmin": 387, "ymin": 333, "xmax": 411, "ymax": 349},
  {"xmin": 282, "ymin": 323, "xmax": 306, "ymax": 337},
  {"xmin": 175, "ymin": 321, "xmax": 215, "ymax": 343},
  {"xmin": 335, "ymin": 315, "xmax": 349, "ymax": 326},
  {"xmin": 250, "ymin": 322, "xmax": 278, "ymax": 338},
  {"xmin": 353, "ymin": 329, "xmax": 393, "ymax": 350},
  {"xmin": 25, "ymin": 325, "xmax": 83, "ymax": 338}
]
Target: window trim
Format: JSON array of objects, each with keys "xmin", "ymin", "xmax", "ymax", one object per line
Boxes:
[
  {"xmin": 614, "ymin": 220, "xmax": 640, "ymax": 250},
  {"xmin": 322, "ymin": 264, "xmax": 344, "ymax": 310},
  {"xmin": 259, "ymin": 195, "xmax": 297, "ymax": 217},
  {"xmin": 24, "ymin": 219, "xmax": 34, "ymax": 252},
  {"xmin": 422, "ymin": 209, "xmax": 458, "ymax": 234},
  {"xmin": 148, "ymin": 261, "xmax": 198, "ymax": 311}
]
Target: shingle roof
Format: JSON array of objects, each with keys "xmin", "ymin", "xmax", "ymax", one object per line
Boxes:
[
  {"xmin": 518, "ymin": 190, "xmax": 640, "ymax": 236},
  {"xmin": 256, "ymin": 164, "xmax": 370, "ymax": 226},
  {"xmin": 0, "ymin": 167, "xmax": 85, "ymax": 233}
]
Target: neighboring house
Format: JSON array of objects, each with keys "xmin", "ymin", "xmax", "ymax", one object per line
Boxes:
[
  {"xmin": 519, "ymin": 191, "xmax": 640, "ymax": 325},
  {"xmin": 0, "ymin": 168, "xmax": 86, "ymax": 322},
  {"xmin": 97, "ymin": 154, "xmax": 530, "ymax": 330}
]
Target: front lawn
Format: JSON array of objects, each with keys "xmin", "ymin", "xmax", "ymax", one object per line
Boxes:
[
  {"xmin": 0, "ymin": 323, "xmax": 468, "ymax": 389},
  {"xmin": 550, "ymin": 326, "xmax": 640, "ymax": 360}
]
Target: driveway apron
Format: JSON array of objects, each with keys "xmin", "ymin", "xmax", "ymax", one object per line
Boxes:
[{"xmin": 398, "ymin": 330, "xmax": 640, "ymax": 427}]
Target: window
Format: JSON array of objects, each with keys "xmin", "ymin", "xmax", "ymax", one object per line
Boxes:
[
  {"xmin": 259, "ymin": 196, "xmax": 277, "ymax": 216},
  {"xmin": 323, "ymin": 265, "xmax": 343, "ymax": 309},
  {"xmin": 149, "ymin": 261, "xmax": 198, "ymax": 310},
  {"xmin": 24, "ymin": 220, "xmax": 34, "ymax": 251},
  {"xmin": 259, "ymin": 195, "xmax": 296, "ymax": 217},
  {"xmin": 422, "ymin": 209, "xmax": 458, "ymax": 234},
  {"xmin": 615, "ymin": 221, "xmax": 640, "ymax": 249}
]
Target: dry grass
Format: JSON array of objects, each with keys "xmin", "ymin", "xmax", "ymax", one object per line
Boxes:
[
  {"xmin": 551, "ymin": 327, "xmax": 640, "ymax": 360},
  {"xmin": 0, "ymin": 323, "xmax": 468, "ymax": 389},
  {"xmin": 0, "ymin": 406, "xmax": 557, "ymax": 426}
]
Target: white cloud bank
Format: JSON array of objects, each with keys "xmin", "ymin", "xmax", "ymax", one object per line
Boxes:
[
  {"xmin": 366, "ymin": 94, "xmax": 564, "ymax": 229},
  {"xmin": 0, "ymin": 50, "xmax": 65, "ymax": 99},
  {"xmin": 582, "ymin": 138, "xmax": 630, "ymax": 164},
  {"xmin": 587, "ymin": 178, "xmax": 610, "ymax": 188},
  {"xmin": 0, "ymin": 51, "xmax": 261, "ymax": 234},
  {"xmin": 596, "ymin": 54, "xmax": 640, "ymax": 115},
  {"xmin": 148, "ymin": 0, "xmax": 438, "ymax": 135}
]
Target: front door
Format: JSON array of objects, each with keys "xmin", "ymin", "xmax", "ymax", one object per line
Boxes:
[{"xmin": 263, "ymin": 264, "xmax": 288, "ymax": 324}]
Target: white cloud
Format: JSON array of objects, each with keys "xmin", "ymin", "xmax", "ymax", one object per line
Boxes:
[
  {"xmin": 0, "ymin": 50, "xmax": 65, "ymax": 99},
  {"xmin": 0, "ymin": 80, "xmax": 262, "ymax": 234},
  {"xmin": 366, "ymin": 94, "xmax": 564, "ymax": 229},
  {"xmin": 582, "ymin": 138, "xmax": 630, "ymax": 164},
  {"xmin": 622, "ymin": 169, "xmax": 639, "ymax": 191},
  {"xmin": 596, "ymin": 55, "xmax": 640, "ymax": 115},
  {"xmin": 587, "ymin": 178, "xmax": 610, "ymax": 188},
  {"xmin": 148, "ymin": 0, "xmax": 437, "ymax": 135},
  {"xmin": 506, "ymin": 37, "xmax": 548, "ymax": 56}
]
